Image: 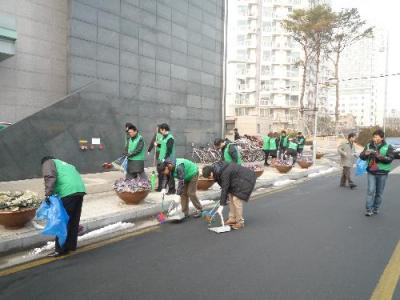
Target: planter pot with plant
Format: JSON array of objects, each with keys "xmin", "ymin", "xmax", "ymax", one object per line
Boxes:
[{"xmin": 113, "ymin": 178, "xmax": 151, "ymax": 205}]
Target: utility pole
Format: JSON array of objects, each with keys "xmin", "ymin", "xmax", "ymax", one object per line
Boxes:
[
  {"xmin": 383, "ymin": 33, "xmax": 389, "ymax": 134},
  {"xmin": 312, "ymin": 84, "xmax": 319, "ymax": 164}
]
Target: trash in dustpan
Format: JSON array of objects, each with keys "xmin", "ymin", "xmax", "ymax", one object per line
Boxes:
[{"xmin": 207, "ymin": 202, "xmax": 231, "ymax": 233}]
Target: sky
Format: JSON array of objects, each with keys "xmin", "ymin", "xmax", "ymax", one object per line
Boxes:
[{"xmin": 332, "ymin": 0, "xmax": 400, "ymax": 112}]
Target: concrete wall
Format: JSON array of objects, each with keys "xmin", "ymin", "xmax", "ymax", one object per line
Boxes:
[
  {"xmin": 0, "ymin": 0, "xmax": 224, "ymax": 181},
  {"xmin": 0, "ymin": 0, "xmax": 68, "ymax": 123},
  {"xmin": 67, "ymin": 0, "xmax": 224, "ymax": 153}
]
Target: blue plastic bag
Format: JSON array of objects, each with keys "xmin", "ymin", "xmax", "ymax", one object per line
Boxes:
[
  {"xmin": 355, "ymin": 158, "xmax": 367, "ymax": 176},
  {"xmin": 35, "ymin": 195, "xmax": 69, "ymax": 247}
]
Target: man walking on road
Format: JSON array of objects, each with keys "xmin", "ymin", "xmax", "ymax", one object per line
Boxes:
[
  {"xmin": 214, "ymin": 138, "xmax": 242, "ymax": 165},
  {"xmin": 338, "ymin": 133, "xmax": 357, "ymax": 189},
  {"xmin": 359, "ymin": 129, "xmax": 394, "ymax": 216},
  {"xmin": 202, "ymin": 161, "xmax": 256, "ymax": 230},
  {"xmin": 41, "ymin": 156, "xmax": 86, "ymax": 257},
  {"xmin": 159, "ymin": 159, "xmax": 203, "ymax": 219}
]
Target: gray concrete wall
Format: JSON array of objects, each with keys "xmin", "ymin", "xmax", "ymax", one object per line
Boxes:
[
  {"xmin": 0, "ymin": 0, "xmax": 68, "ymax": 123},
  {"xmin": 68, "ymin": 0, "xmax": 224, "ymax": 155}
]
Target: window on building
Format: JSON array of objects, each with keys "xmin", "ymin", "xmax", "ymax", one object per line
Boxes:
[{"xmin": 257, "ymin": 124, "xmax": 261, "ymax": 134}]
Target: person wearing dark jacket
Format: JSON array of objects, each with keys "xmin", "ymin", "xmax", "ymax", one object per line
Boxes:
[
  {"xmin": 278, "ymin": 130, "xmax": 289, "ymax": 159},
  {"xmin": 234, "ymin": 128, "xmax": 240, "ymax": 141},
  {"xmin": 202, "ymin": 161, "xmax": 256, "ymax": 230},
  {"xmin": 158, "ymin": 159, "xmax": 203, "ymax": 218},
  {"xmin": 214, "ymin": 138, "xmax": 242, "ymax": 165},
  {"xmin": 147, "ymin": 125, "xmax": 163, "ymax": 161},
  {"xmin": 157, "ymin": 123, "xmax": 176, "ymax": 194},
  {"xmin": 296, "ymin": 132, "xmax": 305, "ymax": 155},
  {"xmin": 359, "ymin": 129, "xmax": 394, "ymax": 216},
  {"xmin": 41, "ymin": 156, "xmax": 86, "ymax": 257},
  {"xmin": 124, "ymin": 125, "xmax": 147, "ymax": 180}
]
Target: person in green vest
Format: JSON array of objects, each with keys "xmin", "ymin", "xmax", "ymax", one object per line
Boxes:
[
  {"xmin": 214, "ymin": 138, "xmax": 242, "ymax": 165},
  {"xmin": 359, "ymin": 129, "xmax": 394, "ymax": 216},
  {"xmin": 41, "ymin": 156, "xmax": 86, "ymax": 257},
  {"xmin": 124, "ymin": 125, "xmax": 147, "ymax": 180},
  {"xmin": 287, "ymin": 138, "xmax": 299, "ymax": 166},
  {"xmin": 157, "ymin": 123, "xmax": 176, "ymax": 194},
  {"xmin": 278, "ymin": 130, "xmax": 289, "ymax": 159},
  {"xmin": 296, "ymin": 132, "xmax": 306, "ymax": 156},
  {"xmin": 268, "ymin": 132, "xmax": 279, "ymax": 165},
  {"xmin": 158, "ymin": 158, "xmax": 203, "ymax": 218},
  {"xmin": 124, "ymin": 122, "xmax": 134, "ymax": 153},
  {"xmin": 262, "ymin": 132, "xmax": 272, "ymax": 166}
]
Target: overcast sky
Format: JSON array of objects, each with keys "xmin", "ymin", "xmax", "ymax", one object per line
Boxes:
[{"xmin": 332, "ymin": 0, "xmax": 400, "ymax": 112}]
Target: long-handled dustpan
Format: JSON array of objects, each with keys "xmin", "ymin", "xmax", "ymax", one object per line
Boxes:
[{"xmin": 208, "ymin": 203, "xmax": 231, "ymax": 233}]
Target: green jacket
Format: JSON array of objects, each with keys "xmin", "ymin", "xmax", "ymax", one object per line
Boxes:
[
  {"xmin": 223, "ymin": 143, "xmax": 242, "ymax": 165},
  {"xmin": 173, "ymin": 158, "xmax": 199, "ymax": 182},
  {"xmin": 360, "ymin": 142, "xmax": 393, "ymax": 174},
  {"xmin": 279, "ymin": 135, "xmax": 288, "ymax": 148},
  {"xmin": 269, "ymin": 138, "xmax": 277, "ymax": 151},
  {"xmin": 297, "ymin": 136, "xmax": 305, "ymax": 149},
  {"xmin": 159, "ymin": 133, "xmax": 176, "ymax": 161},
  {"xmin": 53, "ymin": 159, "xmax": 86, "ymax": 198},
  {"xmin": 288, "ymin": 141, "xmax": 298, "ymax": 151},
  {"xmin": 127, "ymin": 134, "xmax": 146, "ymax": 161},
  {"xmin": 262, "ymin": 136, "xmax": 270, "ymax": 151}
]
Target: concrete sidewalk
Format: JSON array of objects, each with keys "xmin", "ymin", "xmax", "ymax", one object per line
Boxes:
[{"xmin": 0, "ymin": 158, "xmax": 338, "ymax": 255}]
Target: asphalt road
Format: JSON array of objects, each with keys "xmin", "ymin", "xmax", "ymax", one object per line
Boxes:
[{"xmin": 1, "ymin": 167, "xmax": 400, "ymax": 300}]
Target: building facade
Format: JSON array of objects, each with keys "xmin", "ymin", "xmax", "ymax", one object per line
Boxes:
[
  {"xmin": 226, "ymin": 0, "xmax": 319, "ymax": 136},
  {"xmin": 0, "ymin": 0, "xmax": 225, "ymax": 181},
  {"xmin": 327, "ymin": 29, "xmax": 387, "ymax": 128}
]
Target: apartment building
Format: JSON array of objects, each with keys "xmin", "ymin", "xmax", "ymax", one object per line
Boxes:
[{"xmin": 227, "ymin": 0, "xmax": 319, "ymax": 136}]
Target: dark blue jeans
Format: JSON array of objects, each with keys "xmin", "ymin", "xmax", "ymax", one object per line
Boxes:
[{"xmin": 365, "ymin": 173, "xmax": 388, "ymax": 211}]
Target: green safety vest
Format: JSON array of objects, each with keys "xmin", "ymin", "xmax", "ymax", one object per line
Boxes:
[
  {"xmin": 155, "ymin": 133, "xmax": 163, "ymax": 152},
  {"xmin": 128, "ymin": 134, "xmax": 146, "ymax": 161},
  {"xmin": 159, "ymin": 133, "xmax": 176, "ymax": 161},
  {"xmin": 269, "ymin": 138, "xmax": 277, "ymax": 151},
  {"xmin": 297, "ymin": 137, "xmax": 305, "ymax": 149},
  {"xmin": 223, "ymin": 143, "xmax": 243, "ymax": 165},
  {"xmin": 173, "ymin": 158, "xmax": 199, "ymax": 182},
  {"xmin": 280, "ymin": 135, "xmax": 288, "ymax": 148},
  {"xmin": 262, "ymin": 136, "xmax": 270, "ymax": 151},
  {"xmin": 288, "ymin": 141, "xmax": 298, "ymax": 151},
  {"xmin": 53, "ymin": 159, "xmax": 86, "ymax": 198},
  {"xmin": 367, "ymin": 143, "xmax": 392, "ymax": 172}
]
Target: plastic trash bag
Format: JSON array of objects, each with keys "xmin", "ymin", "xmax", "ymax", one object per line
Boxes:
[
  {"xmin": 35, "ymin": 195, "xmax": 69, "ymax": 247},
  {"xmin": 355, "ymin": 158, "xmax": 367, "ymax": 176}
]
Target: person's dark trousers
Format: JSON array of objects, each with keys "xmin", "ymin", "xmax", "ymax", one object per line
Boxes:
[
  {"xmin": 55, "ymin": 194, "xmax": 84, "ymax": 254},
  {"xmin": 263, "ymin": 150, "xmax": 270, "ymax": 165},
  {"xmin": 279, "ymin": 148, "xmax": 287, "ymax": 159},
  {"xmin": 167, "ymin": 173, "xmax": 176, "ymax": 193},
  {"xmin": 340, "ymin": 167, "xmax": 354, "ymax": 187},
  {"xmin": 297, "ymin": 148, "xmax": 303, "ymax": 156}
]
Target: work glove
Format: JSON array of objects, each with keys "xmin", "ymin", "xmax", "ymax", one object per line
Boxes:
[
  {"xmin": 217, "ymin": 205, "xmax": 224, "ymax": 214},
  {"xmin": 161, "ymin": 189, "xmax": 167, "ymax": 196}
]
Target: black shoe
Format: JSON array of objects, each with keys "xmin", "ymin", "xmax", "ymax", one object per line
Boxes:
[
  {"xmin": 47, "ymin": 251, "xmax": 68, "ymax": 257},
  {"xmin": 349, "ymin": 184, "xmax": 357, "ymax": 189},
  {"xmin": 339, "ymin": 184, "xmax": 345, "ymax": 187},
  {"xmin": 373, "ymin": 209, "xmax": 379, "ymax": 215}
]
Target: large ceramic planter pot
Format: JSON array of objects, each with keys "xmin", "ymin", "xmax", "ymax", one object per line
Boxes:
[
  {"xmin": 0, "ymin": 208, "xmax": 37, "ymax": 229},
  {"xmin": 298, "ymin": 160, "xmax": 313, "ymax": 169},
  {"xmin": 254, "ymin": 170, "xmax": 264, "ymax": 178},
  {"xmin": 316, "ymin": 152, "xmax": 324, "ymax": 159},
  {"xmin": 275, "ymin": 164, "xmax": 292, "ymax": 174},
  {"xmin": 116, "ymin": 190, "xmax": 150, "ymax": 205},
  {"xmin": 197, "ymin": 178, "xmax": 215, "ymax": 191}
]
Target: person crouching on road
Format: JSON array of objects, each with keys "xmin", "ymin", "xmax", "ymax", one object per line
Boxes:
[
  {"xmin": 338, "ymin": 133, "xmax": 357, "ymax": 189},
  {"xmin": 359, "ymin": 129, "xmax": 394, "ymax": 217},
  {"xmin": 202, "ymin": 161, "xmax": 256, "ymax": 230},
  {"xmin": 124, "ymin": 125, "xmax": 147, "ymax": 180},
  {"xmin": 214, "ymin": 138, "xmax": 242, "ymax": 165},
  {"xmin": 41, "ymin": 156, "xmax": 86, "ymax": 257},
  {"xmin": 158, "ymin": 159, "xmax": 203, "ymax": 219}
]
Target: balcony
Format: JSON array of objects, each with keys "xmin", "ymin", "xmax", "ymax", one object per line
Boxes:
[
  {"xmin": 237, "ymin": 84, "xmax": 256, "ymax": 92},
  {"xmin": 245, "ymin": 40, "xmax": 257, "ymax": 48}
]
